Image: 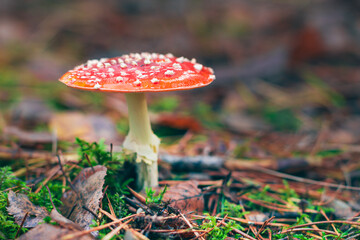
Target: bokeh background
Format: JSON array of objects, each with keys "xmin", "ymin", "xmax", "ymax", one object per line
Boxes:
[{"xmin": 1, "ymin": 0, "xmax": 360, "ymax": 148}]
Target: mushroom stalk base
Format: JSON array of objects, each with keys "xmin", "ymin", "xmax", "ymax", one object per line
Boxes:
[{"xmin": 123, "ymin": 92, "xmax": 160, "ymax": 189}]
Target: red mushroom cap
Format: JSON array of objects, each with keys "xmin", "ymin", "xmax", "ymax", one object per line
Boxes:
[{"xmin": 59, "ymin": 53, "xmax": 215, "ymax": 92}]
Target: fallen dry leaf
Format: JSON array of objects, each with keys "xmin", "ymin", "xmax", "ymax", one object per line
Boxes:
[
  {"xmin": 162, "ymin": 181, "xmax": 204, "ymax": 213},
  {"xmin": 7, "ymin": 190, "xmax": 48, "ymax": 228},
  {"xmin": 50, "ymin": 112, "xmax": 119, "ymax": 143},
  {"xmin": 11, "ymin": 98, "xmax": 52, "ymax": 128},
  {"xmin": 59, "ymin": 165, "xmax": 107, "ymax": 231},
  {"xmin": 323, "ymin": 196, "xmax": 356, "ymax": 219},
  {"xmin": 18, "ymin": 223, "xmax": 93, "ymax": 240},
  {"xmin": 3, "ymin": 126, "xmax": 53, "ymax": 145},
  {"xmin": 50, "ymin": 208, "xmax": 84, "ymax": 231},
  {"xmin": 154, "ymin": 114, "xmax": 202, "ymax": 132}
]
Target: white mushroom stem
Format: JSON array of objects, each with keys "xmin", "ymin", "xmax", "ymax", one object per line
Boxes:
[{"xmin": 123, "ymin": 92, "xmax": 160, "ymax": 190}]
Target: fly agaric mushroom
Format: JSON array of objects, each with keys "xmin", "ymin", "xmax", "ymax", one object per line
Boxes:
[{"xmin": 59, "ymin": 52, "xmax": 215, "ymax": 189}]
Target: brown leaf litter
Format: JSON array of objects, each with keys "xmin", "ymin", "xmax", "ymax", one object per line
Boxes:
[
  {"xmin": 18, "ymin": 223, "xmax": 93, "ymax": 240},
  {"xmin": 7, "ymin": 190, "xmax": 48, "ymax": 228},
  {"xmin": 59, "ymin": 165, "xmax": 107, "ymax": 231},
  {"xmin": 162, "ymin": 180, "xmax": 204, "ymax": 214}
]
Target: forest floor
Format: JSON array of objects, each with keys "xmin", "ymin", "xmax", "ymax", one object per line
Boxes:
[{"xmin": 2, "ymin": 1, "xmax": 360, "ymax": 239}]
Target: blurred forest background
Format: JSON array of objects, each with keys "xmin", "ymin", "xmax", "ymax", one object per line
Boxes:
[{"xmin": 1, "ymin": 0, "xmax": 360, "ymax": 178}]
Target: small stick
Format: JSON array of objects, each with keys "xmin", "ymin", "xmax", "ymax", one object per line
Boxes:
[
  {"xmin": 345, "ymin": 233, "xmax": 360, "ymax": 240},
  {"xmin": 15, "ymin": 212, "xmax": 29, "ymax": 238},
  {"xmin": 82, "ymin": 206, "xmax": 99, "ymax": 220},
  {"xmin": 280, "ymin": 228, "xmax": 337, "ymax": 235},
  {"xmin": 123, "ymin": 196, "xmax": 154, "ymax": 215},
  {"xmin": 320, "ymin": 209, "xmax": 339, "ymax": 236},
  {"xmin": 284, "ymin": 220, "xmax": 360, "ymax": 230},
  {"xmin": 84, "ymin": 153, "xmax": 95, "ymax": 173},
  {"xmin": 239, "ymin": 200, "xmax": 259, "ymax": 239},
  {"xmin": 310, "ymin": 122, "xmax": 328, "ymax": 156},
  {"xmin": 67, "ymin": 203, "xmax": 77, "ymax": 219},
  {"xmin": 246, "ymin": 165, "xmax": 360, "ymax": 191},
  {"xmin": 57, "ymin": 155, "xmax": 77, "ymax": 194},
  {"xmin": 102, "ymin": 218, "xmax": 132, "ymax": 240},
  {"xmin": 62, "ymin": 214, "xmax": 137, "ymax": 240},
  {"xmin": 62, "ymin": 175, "xmax": 66, "ymax": 194},
  {"xmin": 256, "ymin": 216, "xmax": 275, "ymax": 239},
  {"xmin": 34, "ymin": 166, "xmax": 60, "ymax": 194},
  {"xmin": 190, "ymin": 214, "xmax": 288, "ymax": 227},
  {"xmin": 127, "ymin": 186, "xmax": 146, "ymax": 204},
  {"xmin": 110, "ymin": 143, "xmax": 113, "ymax": 161},
  {"xmin": 46, "ymin": 185, "xmax": 56, "ymax": 209},
  {"xmin": 99, "ymin": 185, "xmax": 109, "ymax": 208},
  {"xmin": 220, "ymin": 221, "xmax": 257, "ymax": 240},
  {"xmin": 106, "ymin": 194, "xmax": 116, "ymax": 217},
  {"xmin": 180, "ymin": 212, "xmax": 204, "ymax": 240},
  {"xmin": 193, "ymin": 215, "xmax": 228, "ymax": 240},
  {"xmin": 141, "ymin": 222, "xmax": 152, "ymax": 235}
]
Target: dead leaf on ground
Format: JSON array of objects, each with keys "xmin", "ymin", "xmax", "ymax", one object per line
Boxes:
[
  {"xmin": 256, "ymin": 133, "xmax": 316, "ymax": 157},
  {"xmin": 154, "ymin": 114, "xmax": 202, "ymax": 132},
  {"xmin": 59, "ymin": 165, "xmax": 107, "ymax": 231},
  {"xmin": 50, "ymin": 112, "xmax": 119, "ymax": 143},
  {"xmin": 18, "ymin": 223, "xmax": 93, "ymax": 240},
  {"xmin": 322, "ymin": 195, "xmax": 356, "ymax": 219},
  {"xmin": 50, "ymin": 208, "xmax": 84, "ymax": 231},
  {"xmin": 11, "ymin": 98, "xmax": 52, "ymax": 129},
  {"xmin": 3, "ymin": 126, "xmax": 53, "ymax": 145},
  {"xmin": 162, "ymin": 180, "xmax": 204, "ymax": 213},
  {"xmin": 7, "ymin": 190, "xmax": 48, "ymax": 228}
]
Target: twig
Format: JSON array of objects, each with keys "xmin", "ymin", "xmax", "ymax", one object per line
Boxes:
[
  {"xmin": 127, "ymin": 185, "xmax": 146, "ymax": 204},
  {"xmin": 310, "ymin": 122, "xmax": 328, "ymax": 156},
  {"xmin": 180, "ymin": 212, "xmax": 204, "ymax": 240},
  {"xmin": 192, "ymin": 215, "xmax": 228, "ymax": 240},
  {"xmin": 348, "ymin": 211, "xmax": 360, "ymax": 221},
  {"xmin": 284, "ymin": 220, "xmax": 360, "ymax": 230},
  {"xmin": 106, "ymin": 194, "xmax": 116, "ymax": 217},
  {"xmin": 99, "ymin": 208, "xmax": 120, "ymax": 221},
  {"xmin": 280, "ymin": 228, "xmax": 338, "ymax": 235},
  {"xmin": 320, "ymin": 209, "xmax": 339, "ymax": 237},
  {"xmin": 145, "ymin": 229, "xmax": 206, "ymax": 233},
  {"xmin": 220, "ymin": 222, "xmax": 257, "ymax": 240},
  {"xmin": 61, "ymin": 214, "xmax": 136, "ymax": 240},
  {"xmin": 57, "ymin": 155, "xmax": 78, "ymax": 195},
  {"xmin": 345, "ymin": 232, "xmax": 360, "ymax": 240},
  {"xmin": 15, "ymin": 212, "xmax": 29, "ymax": 238},
  {"xmin": 102, "ymin": 218, "xmax": 132, "ymax": 240},
  {"xmin": 84, "ymin": 153, "xmax": 95, "ymax": 173},
  {"xmin": 141, "ymin": 222, "xmax": 152, "ymax": 235},
  {"xmin": 99, "ymin": 185, "xmax": 109, "ymax": 210},
  {"xmin": 34, "ymin": 166, "xmax": 60, "ymax": 194},
  {"xmin": 240, "ymin": 196, "xmax": 295, "ymax": 212},
  {"xmin": 256, "ymin": 216, "xmax": 275, "ymax": 239},
  {"xmin": 82, "ymin": 206, "xmax": 99, "ymax": 220},
  {"xmin": 267, "ymin": 228, "xmax": 272, "ymax": 240},
  {"xmin": 110, "ymin": 143, "xmax": 113, "ymax": 161},
  {"xmin": 240, "ymin": 164, "xmax": 360, "ymax": 191},
  {"xmin": 190, "ymin": 215, "xmax": 288, "ymax": 227},
  {"xmin": 99, "ymin": 210, "xmax": 149, "ymax": 240},
  {"xmin": 123, "ymin": 196, "xmax": 155, "ymax": 215},
  {"xmin": 46, "ymin": 185, "xmax": 56, "ymax": 209},
  {"xmin": 238, "ymin": 200, "xmax": 259, "ymax": 238}
]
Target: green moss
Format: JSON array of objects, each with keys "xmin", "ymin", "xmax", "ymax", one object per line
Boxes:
[
  {"xmin": 0, "ymin": 167, "xmax": 28, "ymax": 239},
  {"xmin": 200, "ymin": 215, "xmax": 242, "ymax": 239},
  {"xmin": 149, "ymin": 96, "xmax": 179, "ymax": 113},
  {"xmin": 263, "ymin": 107, "xmax": 301, "ymax": 132}
]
